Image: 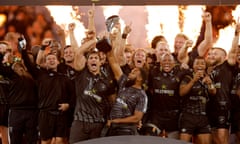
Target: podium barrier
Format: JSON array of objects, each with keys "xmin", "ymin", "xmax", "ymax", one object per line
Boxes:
[{"xmin": 75, "ymin": 135, "xmax": 192, "ymax": 144}]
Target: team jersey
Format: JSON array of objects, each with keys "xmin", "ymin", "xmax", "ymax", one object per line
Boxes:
[
  {"xmin": 74, "ymin": 66, "xmax": 115, "ymax": 123},
  {"xmin": 209, "ymin": 61, "xmax": 233, "ymax": 110},
  {"xmin": 180, "ymin": 73, "xmax": 209, "ymax": 115},
  {"xmin": 0, "ymin": 75, "xmax": 9, "ymax": 105},
  {"xmin": 110, "ymin": 74, "xmax": 148, "ymax": 119},
  {"xmin": 22, "ymin": 49, "xmax": 75, "ymax": 111},
  {"xmin": 230, "ymin": 66, "xmax": 240, "ymax": 111},
  {"xmin": 148, "ymin": 65, "xmax": 187, "ymax": 112},
  {"xmin": 0, "ymin": 54, "xmax": 37, "ymax": 109}
]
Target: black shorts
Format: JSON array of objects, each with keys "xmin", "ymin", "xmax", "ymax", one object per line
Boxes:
[
  {"xmin": 0, "ymin": 104, "xmax": 9, "ymax": 127},
  {"xmin": 107, "ymin": 123, "xmax": 138, "ymax": 136},
  {"xmin": 148, "ymin": 110, "xmax": 179, "ymax": 132},
  {"xmin": 179, "ymin": 112, "xmax": 211, "ymax": 135},
  {"xmin": 39, "ymin": 111, "xmax": 68, "ymax": 140},
  {"xmin": 231, "ymin": 111, "xmax": 240, "ymax": 133},
  {"xmin": 208, "ymin": 109, "xmax": 230, "ymax": 129}
]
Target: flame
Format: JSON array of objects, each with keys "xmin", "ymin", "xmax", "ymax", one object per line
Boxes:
[
  {"xmin": 0, "ymin": 14, "xmax": 7, "ymax": 26},
  {"xmin": 146, "ymin": 6, "xmax": 180, "ymax": 51},
  {"xmin": 46, "ymin": 6, "xmax": 86, "ymax": 46},
  {"xmin": 182, "ymin": 6, "xmax": 204, "ymax": 47},
  {"xmin": 102, "ymin": 6, "xmax": 122, "ymax": 19},
  {"xmin": 45, "ymin": 5, "xmax": 240, "ymax": 53},
  {"xmin": 214, "ymin": 5, "xmax": 240, "ymax": 52}
]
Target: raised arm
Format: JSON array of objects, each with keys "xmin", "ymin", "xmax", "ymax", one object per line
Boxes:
[
  {"xmin": 197, "ymin": 12, "xmax": 213, "ymax": 57},
  {"xmin": 87, "ymin": 5, "xmax": 96, "ymax": 34},
  {"xmin": 177, "ymin": 40, "xmax": 193, "ymax": 64},
  {"xmin": 68, "ymin": 23, "xmax": 79, "ymax": 51},
  {"xmin": 228, "ymin": 22, "xmax": 240, "ymax": 66},
  {"xmin": 107, "ymin": 34, "xmax": 123, "ymax": 81},
  {"xmin": 20, "ymin": 38, "xmax": 39, "ymax": 78},
  {"xmin": 36, "ymin": 38, "xmax": 52, "ymax": 68},
  {"xmin": 57, "ymin": 27, "xmax": 66, "ymax": 57},
  {"xmin": 73, "ymin": 39, "xmax": 97, "ymax": 71},
  {"xmin": 114, "ymin": 24, "xmax": 132, "ymax": 66}
]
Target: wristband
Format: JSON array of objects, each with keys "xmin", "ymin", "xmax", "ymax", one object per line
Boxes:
[{"xmin": 122, "ymin": 33, "xmax": 128, "ymax": 39}]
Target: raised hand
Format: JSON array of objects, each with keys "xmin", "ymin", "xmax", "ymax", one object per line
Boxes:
[
  {"xmin": 123, "ymin": 23, "xmax": 132, "ymax": 35},
  {"xmin": 202, "ymin": 12, "xmax": 212, "ymax": 23},
  {"xmin": 68, "ymin": 23, "xmax": 76, "ymax": 32}
]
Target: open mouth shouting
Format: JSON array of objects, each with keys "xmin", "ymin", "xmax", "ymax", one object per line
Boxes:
[
  {"xmin": 88, "ymin": 63, "xmax": 98, "ymax": 72},
  {"xmin": 135, "ymin": 59, "xmax": 144, "ymax": 68}
]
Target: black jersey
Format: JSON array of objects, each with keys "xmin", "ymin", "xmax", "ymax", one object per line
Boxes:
[
  {"xmin": 0, "ymin": 67, "xmax": 37, "ymax": 109},
  {"xmin": 110, "ymin": 74, "xmax": 148, "ymax": 119},
  {"xmin": 22, "ymin": 50, "xmax": 75, "ymax": 111},
  {"xmin": 209, "ymin": 61, "xmax": 233, "ymax": 110},
  {"xmin": 57, "ymin": 60, "xmax": 77, "ymax": 81},
  {"xmin": 180, "ymin": 73, "xmax": 209, "ymax": 115},
  {"xmin": 0, "ymin": 76, "xmax": 9, "ymax": 105},
  {"xmin": 148, "ymin": 65, "xmax": 187, "ymax": 112},
  {"xmin": 230, "ymin": 66, "xmax": 240, "ymax": 111},
  {"xmin": 74, "ymin": 66, "xmax": 115, "ymax": 123}
]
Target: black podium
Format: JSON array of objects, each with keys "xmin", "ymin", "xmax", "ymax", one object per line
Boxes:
[{"xmin": 75, "ymin": 135, "xmax": 192, "ymax": 144}]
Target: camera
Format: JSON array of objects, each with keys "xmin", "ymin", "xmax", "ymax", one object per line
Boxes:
[{"xmin": 18, "ymin": 36, "xmax": 26, "ymax": 51}]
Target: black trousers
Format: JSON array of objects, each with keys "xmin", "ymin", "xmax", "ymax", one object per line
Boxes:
[
  {"xmin": 69, "ymin": 121, "xmax": 104, "ymax": 143},
  {"xmin": 9, "ymin": 109, "xmax": 38, "ymax": 144}
]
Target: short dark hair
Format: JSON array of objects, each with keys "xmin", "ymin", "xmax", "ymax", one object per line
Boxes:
[
  {"xmin": 194, "ymin": 56, "xmax": 206, "ymax": 64},
  {"xmin": 46, "ymin": 50, "xmax": 61, "ymax": 61},
  {"xmin": 147, "ymin": 53, "xmax": 157, "ymax": 62},
  {"xmin": 63, "ymin": 45, "xmax": 71, "ymax": 50},
  {"xmin": 85, "ymin": 48, "xmax": 100, "ymax": 59},
  {"xmin": 212, "ymin": 47, "xmax": 227, "ymax": 57}
]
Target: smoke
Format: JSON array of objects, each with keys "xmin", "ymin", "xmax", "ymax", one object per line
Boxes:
[
  {"xmin": 77, "ymin": 6, "xmax": 106, "ymax": 34},
  {"xmin": 77, "ymin": 6, "xmax": 148, "ymax": 49},
  {"xmin": 119, "ymin": 6, "xmax": 148, "ymax": 49}
]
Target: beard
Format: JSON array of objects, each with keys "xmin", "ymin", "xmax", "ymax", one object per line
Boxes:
[
  {"xmin": 208, "ymin": 58, "xmax": 220, "ymax": 67},
  {"xmin": 125, "ymin": 78, "xmax": 136, "ymax": 87}
]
